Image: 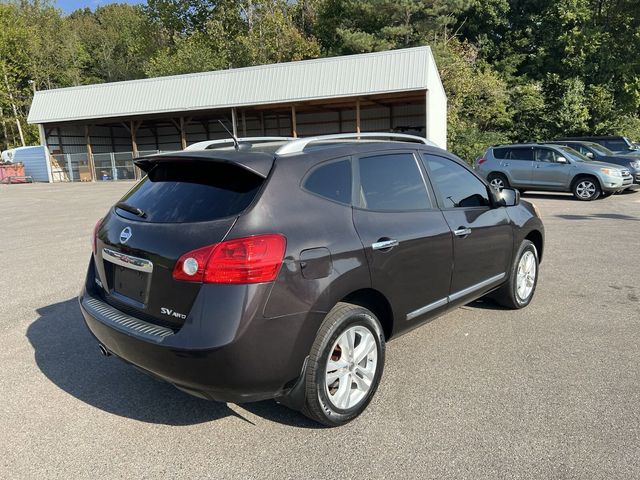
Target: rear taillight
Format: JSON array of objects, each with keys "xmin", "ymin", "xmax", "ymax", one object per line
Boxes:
[
  {"xmin": 92, "ymin": 218, "xmax": 103, "ymax": 255},
  {"xmin": 173, "ymin": 234, "xmax": 287, "ymax": 284},
  {"xmin": 477, "ymin": 158, "xmax": 487, "ymax": 165}
]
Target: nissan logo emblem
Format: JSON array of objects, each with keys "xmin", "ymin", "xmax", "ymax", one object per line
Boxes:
[{"xmin": 120, "ymin": 227, "xmax": 132, "ymax": 244}]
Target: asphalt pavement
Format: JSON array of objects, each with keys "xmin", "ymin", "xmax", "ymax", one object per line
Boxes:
[{"xmin": 1, "ymin": 182, "xmax": 639, "ymax": 479}]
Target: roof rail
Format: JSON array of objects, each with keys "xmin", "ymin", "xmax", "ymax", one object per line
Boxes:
[
  {"xmin": 184, "ymin": 137, "xmax": 294, "ymax": 151},
  {"xmin": 275, "ymin": 133, "xmax": 436, "ymax": 155}
]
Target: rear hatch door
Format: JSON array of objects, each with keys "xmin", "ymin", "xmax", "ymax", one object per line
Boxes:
[{"xmin": 93, "ymin": 154, "xmax": 272, "ymax": 329}]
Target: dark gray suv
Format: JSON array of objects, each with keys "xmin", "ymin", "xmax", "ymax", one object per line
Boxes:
[{"xmin": 79, "ymin": 134, "xmax": 544, "ymax": 426}]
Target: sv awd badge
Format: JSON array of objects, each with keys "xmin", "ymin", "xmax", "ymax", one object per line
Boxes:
[{"xmin": 161, "ymin": 307, "xmax": 186, "ymax": 320}]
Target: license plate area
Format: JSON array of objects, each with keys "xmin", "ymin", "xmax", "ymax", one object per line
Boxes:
[
  {"xmin": 113, "ymin": 266, "xmax": 151, "ymax": 306},
  {"xmin": 102, "ymin": 248, "xmax": 153, "ymax": 307}
]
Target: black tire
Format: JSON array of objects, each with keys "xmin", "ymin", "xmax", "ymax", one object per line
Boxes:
[
  {"xmin": 571, "ymin": 176, "xmax": 601, "ymax": 201},
  {"xmin": 302, "ymin": 302, "xmax": 385, "ymax": 427},
  {"xmin": 491, "ymin": 240, "xmax": 539, "ymax": 309},
  {"xmin": 487, "ymin": 172, "xmax": 510, "ymax": 190}
]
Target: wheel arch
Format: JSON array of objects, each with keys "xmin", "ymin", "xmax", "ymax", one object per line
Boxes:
[
  {"xmin": 571, "ymin": 173, "xmax": 602, "ymax": 190},
  {"xmin": 525, "ymin": 229, "xmax": 544, "ymax": 263},
  {"xmin": 488, "ymin": 171, "xmax": 509, "ymax": 183},
  {"xmin": 340, "ymin": 288, "xmax": 394, "ymax": 340}
]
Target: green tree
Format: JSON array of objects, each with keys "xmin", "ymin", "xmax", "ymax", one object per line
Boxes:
[
  {"xmin": 314, "ymin": 0, "xmax": 470, "ymax": 54},
  {"xmin": 68, "ymin": 4, "xmax": 157, "ymax": 83},
  {"xmin": 433, "ymin": 40, "xmax": 511, "ymax": 162},
  {"xmin": 509, "ymin": 82, "xmax": 547, "ymax": 142},
  {"xmin": 234, "ymin": 0, "xmax": 320, "ymax": 66},
  {"xmin": 144, "ymin": 21, "xmax": 231, "ymax": 76},
  {"xmin": 543, "ymin": 75, "xmax": 590, "ymax": 136}
]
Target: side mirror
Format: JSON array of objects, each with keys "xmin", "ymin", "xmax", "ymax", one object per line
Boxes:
[
  {"xmin": 497, "ymin": 187, "xmax": 520, "ymax": 207},
  {"xmin": 556, "ymin": 156, "xmax": 568, "ymax": 164},
  {"xmin": 585, "ymin": 152, "xmax": 594, "ymax": 159}
]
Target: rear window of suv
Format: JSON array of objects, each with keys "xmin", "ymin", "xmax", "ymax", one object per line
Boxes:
[
  {"xmin": 116, "ymin": 161, "xmax": 263, "ymax": 223},
  {"xmin": 601, "ymin": 139, "xmax": 630, "ymax": 151},
  {"xmin": 493, "ymin": 147, "xmax": 534, "ymax": 160}
]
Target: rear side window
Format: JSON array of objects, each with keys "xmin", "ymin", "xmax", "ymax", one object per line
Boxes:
[
  {"xmin": 357, "ymin": 153, "xmax": 431, "ymax": 211},
  {"xmin": 492, "ymin": 148, "xmax": 510, "ymax": 159},
  {"xmin": 509, "ymin": 148, "xmax": 534, "ymax": 160},
  {"xmin": 423, "ymin": 155, "xmax": 490, "ymax": 209},
  {"xmin": 303, "ymin": 159, "xmax": 352, "ymax": 204},
  {"xmin": 493, "ymin": 147, "xmax": 533, "ymax": 160},
  {"xmin": 117, "ymin": 161, "xmax": 263, "ymax": 223}
]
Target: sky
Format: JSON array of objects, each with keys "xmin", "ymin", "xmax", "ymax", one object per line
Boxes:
[{"xmin": 56, "ymin": 0, "xmax": 145, "ymax": 14}]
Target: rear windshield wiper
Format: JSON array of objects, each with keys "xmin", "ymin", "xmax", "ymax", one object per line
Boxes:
[{"xmin": 115, "ymin": 201, "xmax": 146, "ymax": 218}]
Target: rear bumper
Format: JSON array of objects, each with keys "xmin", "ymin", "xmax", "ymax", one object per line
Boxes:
[{"xmin": 79, "ymin": 281, "xmax": 320, "ymax": 403}]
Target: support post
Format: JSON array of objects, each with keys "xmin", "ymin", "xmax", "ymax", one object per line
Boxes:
[
  {"xmin": 130, "ymin": 121, "xmax": 139, "ymax": 158},
  {"xmin": 241, "ymin": 110, "xmax": 247, "ymax": 137},
  {"xmin": 180, "ymin": 117, "xmax": 187, "ymax": 150},
  {"xmin": 109, "ymin": 125, "xmax": 116, "ymax": 153},
  {"xmin": 356, "ymin": 99, "xmax": 361, "ymax": 136},
  {"xmin": 67, "ymin": 154, "xmax": 74, "ymax": 182},
  {"xmin": 38, "ymin": 124, "xmax": 48, "ymax": 150},
  {"xmin": 231, "ymin": 108, "xmax": 238, "ymax": 137},
  {"xmin": 130, "ymin": 120, "xmax": 141, "ymax": 180},
  {"xmin": 110, "ymin": 152, "xmax": 117, "ymax": 180},
  {"xmin": 291, "ymin": 105, "xmax": 297, "ymax": 138},
  {"xmin": 85, "ymin": 125, "xmax": 96, "ymax": 182},
  {"xmin": 201, "ymin": 120, "xmax": 210, "ymax": 140},
  {"xmin": 152, "ymin": 126, "xmax": 159, "ymax": 151},
  {"xmin": 38, "ymin": 124, "xmax": 53, "ymax": 183},
  {"xmin": 57, "ymin": 127, "xmax": 65, "ymax": 154}
]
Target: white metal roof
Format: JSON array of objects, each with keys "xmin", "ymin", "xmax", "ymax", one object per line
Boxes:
[{"xmin": 28, "ymin": 46, "xmax": 439, "ymax": 125}]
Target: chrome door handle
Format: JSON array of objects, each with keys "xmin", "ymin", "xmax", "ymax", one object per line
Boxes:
[
  {"xmin": 372, "ymin": 239, "xmax": 399, "ymax": 250},
  {"xmin": 454, "ymin": 227, "xmax": 472, "ymax": 237}
]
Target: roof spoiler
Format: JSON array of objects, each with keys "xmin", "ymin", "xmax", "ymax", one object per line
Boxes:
[{"xmin": 134, "ymin": 150, "xmax": 274, "ymax": 178}]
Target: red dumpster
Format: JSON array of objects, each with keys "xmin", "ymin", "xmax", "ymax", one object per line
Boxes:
[{"xmin": 0, "ymin": 163, "xmax": 30, "ymax": 184}]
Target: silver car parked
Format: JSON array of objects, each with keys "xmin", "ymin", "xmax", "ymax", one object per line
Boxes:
[{"xmin": 475, "ymin": 144, "xmax": 634, "ymax": 200}]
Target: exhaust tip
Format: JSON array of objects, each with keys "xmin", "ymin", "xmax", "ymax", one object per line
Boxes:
[{"xmin": 98, "ymin": 344, "xmax": 111, "ymax": 357}]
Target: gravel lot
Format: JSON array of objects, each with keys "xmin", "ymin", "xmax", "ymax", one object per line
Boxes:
[{"xmin": 1, "ymin": 182, "xmax": 639, "ymax": 479}]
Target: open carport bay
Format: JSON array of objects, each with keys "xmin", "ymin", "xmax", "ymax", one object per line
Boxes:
[{"xmin": 1, "ymin": 183, "xmax": 639, "ymax": 479}]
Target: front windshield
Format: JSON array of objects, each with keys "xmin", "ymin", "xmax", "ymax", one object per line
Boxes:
[
  {"xmin": 586, "ymin": 143, "xmax": 614, "ymax": 156},
  {"xmin": 559, "ymin": 146, "xmax": 591, "ymax": 162}
]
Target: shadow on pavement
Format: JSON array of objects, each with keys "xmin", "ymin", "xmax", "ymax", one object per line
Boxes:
[{"xmin": 26, "ymin": 298, "xmax": 317, "ymax": 428}]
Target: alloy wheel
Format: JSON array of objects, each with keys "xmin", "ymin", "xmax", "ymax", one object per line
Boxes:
[
  {"xmin": 576, "ymin": 180, "xmax": 596, "ymax": 199},
  {"xmin": 516, "ymin": 250, "xmax": 536, "ymax": 302},
  {"xmin": 490, "ymin": 178, "xmax": 505, "ymax": 189},
  {"xmin": 325, "ymin": 325, "xmax": 378, "ymax": 410}
]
